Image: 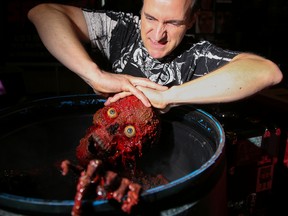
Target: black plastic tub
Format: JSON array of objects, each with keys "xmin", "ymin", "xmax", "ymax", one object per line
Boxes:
[{"xmin": 0, "ymin": 95, "xmax": 226, "ymax": 216}]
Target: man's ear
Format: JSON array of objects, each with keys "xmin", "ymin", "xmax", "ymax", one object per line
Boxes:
[{"xmin": 187, "ymin": 11, "xmax": 199, "ymax": 29}]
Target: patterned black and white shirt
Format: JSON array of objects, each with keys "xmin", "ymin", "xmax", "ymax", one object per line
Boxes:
[{"xmin": 83, "ymin": 9, "xmax": 240, "ymax": 86}]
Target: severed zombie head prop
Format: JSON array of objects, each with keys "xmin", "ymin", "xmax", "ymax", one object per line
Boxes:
[{"xmin": 76, "ymin": 95, "xmax": 161, "ymax": 171}]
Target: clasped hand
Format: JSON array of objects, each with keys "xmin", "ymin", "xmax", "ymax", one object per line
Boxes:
[{"xmin": 90, "ymin": 70, "xmax": 168, "ymax": 110}]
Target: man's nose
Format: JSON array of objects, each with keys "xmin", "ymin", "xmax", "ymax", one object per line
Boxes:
[{"xmin": 155, "ymin": 23, "xmax": 166, "ymax": 41}]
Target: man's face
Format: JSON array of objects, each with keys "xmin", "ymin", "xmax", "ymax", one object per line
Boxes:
[{"xmin": 141, "ymin": 0, "xmax": 194, "ymax": 59}]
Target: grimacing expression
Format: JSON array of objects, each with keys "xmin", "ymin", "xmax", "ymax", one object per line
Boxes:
[
  {"xmin": 76, "ymin": 96, "xmax": 161, "ymax": 169},
  {"xmin": 140, "ymin": 0, "xmax": 195, "ymax": 59}
]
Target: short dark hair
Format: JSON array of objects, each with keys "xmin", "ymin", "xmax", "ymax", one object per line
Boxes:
[
  {"xmin": 141, "ymin": 0, "xmax": 200, "ymax": 18},
  {"xmin": 190, "ymin": 0, "xmax": 200, "ymax": 15}
]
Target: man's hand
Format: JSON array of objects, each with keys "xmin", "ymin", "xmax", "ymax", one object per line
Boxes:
[
  {"xmin": 134, "ymin": 86, "xmax": 176, "ymax": 114},
  {"xmin": 97, "ymin": 71, "xmax": 168, "ymax": 107}
]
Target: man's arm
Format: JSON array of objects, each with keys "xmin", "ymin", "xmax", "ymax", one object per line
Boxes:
[
  {"xmin": 28, "ymin": 3, "xmax": 167, "ymax": 107},
  {"xmin": 134, "ymin": 53, "xmax": 283, "ymax": 110},
  {"xmin": 28, "ymin": 4, "xmax": 92, "ymax": 78}
]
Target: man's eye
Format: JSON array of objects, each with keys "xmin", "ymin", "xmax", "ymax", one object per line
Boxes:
[
  {"xmin": 107, "ymin": 108, "xmax": 118, "ymax": 118},
  {"xmin": 124, "ymin": 125, "xmax": 136, "ymax": 138},
  {"xmin": 170, "ymin": 22, "xmax": 181, "ymax": 27},
  {"xmin": 146, "ymin": 16, "xmax": 154, "ymax": 21},
  {"xmin": 168, "ymin": 21, "xmax": 184, "ymax": 27}
]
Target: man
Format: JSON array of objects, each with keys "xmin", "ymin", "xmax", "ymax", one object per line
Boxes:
[{"xmin": 27, "ymin": 0, "xmax": 282, "ymax": 112}]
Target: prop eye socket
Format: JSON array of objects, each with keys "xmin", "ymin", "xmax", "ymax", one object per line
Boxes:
[
  {"xmin": 107, "ymin": 108, "xmax": 118, "ymax": 118},
  {"xmin": 124, "ymin": 125, "xmax": 136, "ymax": 138}
]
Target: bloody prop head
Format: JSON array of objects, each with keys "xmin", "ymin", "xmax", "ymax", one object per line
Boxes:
[{"xmin": 76, "ymin": 95, "xmax": 161, "ymax": 170}]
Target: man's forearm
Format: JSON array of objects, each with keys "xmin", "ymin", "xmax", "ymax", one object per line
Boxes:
[
  {"xmin": 28, "ymin": 4, "xmax": 95, "ymax": 76},
  {"xmin": 163, "ymin": 53, "xmax": 283, "ymax": 105}
]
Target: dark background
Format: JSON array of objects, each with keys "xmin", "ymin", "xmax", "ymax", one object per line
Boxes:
[
  {"xmin": 1, "ymin": 0, "xmax": 288, "ymax": 107},
  {"xmin": 1, "ymin": 1, "xmax": 288, "ymax": 216}
]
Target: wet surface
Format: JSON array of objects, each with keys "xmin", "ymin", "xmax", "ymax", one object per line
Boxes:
[{"xmin": 0, "ymin": 95, "xmax": 224, "ymax": 215}]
